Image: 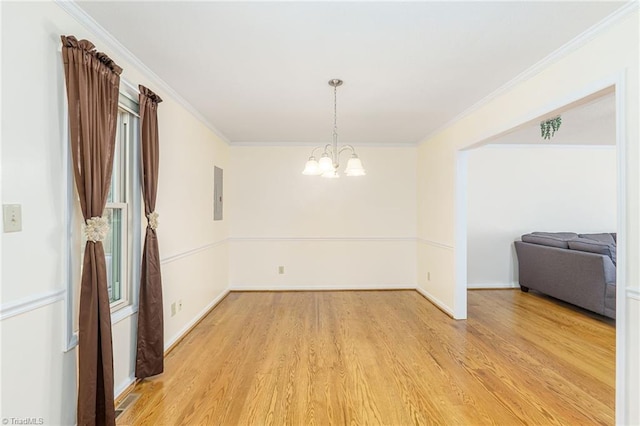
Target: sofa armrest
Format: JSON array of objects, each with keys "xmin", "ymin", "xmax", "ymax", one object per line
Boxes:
[
  {"xmin": 514, "ymin": 241, "xmax": 615, "ymax": 316},
  {"xmin": 602, "ymin": 255, "xmax": 616, "ymax": 285}
]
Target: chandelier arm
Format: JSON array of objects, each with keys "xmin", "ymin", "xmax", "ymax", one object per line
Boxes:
[
  {"xmin": 308, "ymin": 146, "xmax": 324, "ymax": 158},
  {"xmin": 320, "ymin": 143, "xmax": 338, "ymax": 168},
  {"xmin": 338, "ymin": 145, "xmax": 356, "ymax": 155}
]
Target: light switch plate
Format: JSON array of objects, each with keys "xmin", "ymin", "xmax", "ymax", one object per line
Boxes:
[{"xmin": 3, "ymin": 204, "xmax": 22, "ymax": 232}]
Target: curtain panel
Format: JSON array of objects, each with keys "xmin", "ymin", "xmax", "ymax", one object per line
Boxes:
[
  {"xmin": 135, "ymin": 85, "xmax": 165, "ymax": 379},
  {"xmin": 61, "ymin": 35, "xmax": 122, "ymax": 426}
]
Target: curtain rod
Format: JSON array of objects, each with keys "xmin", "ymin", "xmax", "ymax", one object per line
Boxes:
[{"xmin": 120, "ymin": 78, "xmax": 138, "ymax": 95}]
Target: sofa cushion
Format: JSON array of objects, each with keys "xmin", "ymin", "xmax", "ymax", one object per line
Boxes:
[
  {"xmin": 579, "ymin": 233, "xmax": 616, "ymax": 246},
  {"xmin": 522, "ymin": 232, "xmax": 578, "ymax": 249},
  {"xmin": 569, "ymin": 237, "xmax": 617, "ymax": 264}
]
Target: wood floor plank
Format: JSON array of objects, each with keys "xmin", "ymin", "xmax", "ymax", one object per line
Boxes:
[{"xmin": 116, "ymin": 290, "xmax": 615, "ymax": 425}]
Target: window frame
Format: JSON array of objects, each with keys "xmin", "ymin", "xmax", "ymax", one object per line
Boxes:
[
  {"xmin": 64, "ymin": 82, "xmax": 142, "ymax": 351},
  {"xmin": 105, "ymin": 202, "xmax": 129, "ymax": 311}
]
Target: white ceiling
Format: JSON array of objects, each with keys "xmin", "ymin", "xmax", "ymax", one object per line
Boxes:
[{"xmin": 76, "ymin": 1, "xmax": 625, "ymax": 145}]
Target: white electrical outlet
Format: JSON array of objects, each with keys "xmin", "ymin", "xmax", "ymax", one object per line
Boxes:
[
  {"xmin": 427, "ymin": 272, "xmax": 431, "ymax": 281},
  {"xmin": 3, "ymin": 204, "xmax": 22, "ymax": 233},
  {"xmin": 178, "ymin": 300, "xmax": 183, "ymax": 311},
  {"xmin": 278, "ymin": 266, "xmax": 285, "ymax": 274},
  {"xmin": 171, "ymin": 302, "xmax": 176, "ymax": 317}
]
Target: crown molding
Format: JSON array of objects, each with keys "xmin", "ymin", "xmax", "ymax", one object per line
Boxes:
[
  {"xmin": 419, "ymin": 1, "xmax": 639, "ymax": 145},
  {"xmin": 55, "ymin": 0, "xmax": 637, "ymax": 149},
  {"xmin": 54, "ymin": 0, "xmax": 231, "ymax": 145}
]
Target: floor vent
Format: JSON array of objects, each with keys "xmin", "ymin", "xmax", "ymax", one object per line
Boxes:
[{"xmin": 115, "ymin": 393, "xmax": 140, "ymax": 419}]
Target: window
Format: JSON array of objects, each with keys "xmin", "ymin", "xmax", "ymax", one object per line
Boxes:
[
  {"xmin": 66, "ymin": 90, "xmax": 141, "ymax": 349},
  {"xmin": 105, "ymin": 106, "xmax": 137, "ymax": 310},
  {"xmin": 106, "ymin": 94, "xmax": 140, "ymax": 314}
]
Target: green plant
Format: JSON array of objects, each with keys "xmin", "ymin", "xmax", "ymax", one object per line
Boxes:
[{"xmin": 540, "ymin": 116, "xmax": 562, "ymax": 140}]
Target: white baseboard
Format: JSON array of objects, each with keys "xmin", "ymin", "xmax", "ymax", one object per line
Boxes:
[
  {"xmin": 114, "ymin": 289, "xmax": 230, "ymax": 400},
  {"xmin": 115, "ymin": 375, "xmax": 136, "ymax": 400},
  {"xmin": 467, "ymin": 282, "xmax": 520, "ymax": 290},
  {"xmin": 163, "ymin": 288, "xmax": 231, "ymax": 351},
  {"xmin": 228, "ymin": 284, "xmax": 415, "ymax": 291},
  {"xmin": 415, "ymin": 287, "xmax": 455, "ymax": 318}
]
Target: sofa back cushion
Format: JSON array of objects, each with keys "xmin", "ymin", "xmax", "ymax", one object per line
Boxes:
[
  {"xmin": 579, "ymin": 233, "xmax": 616, "ymax": 246},
  {"xmin": 521, "ymin": 232, "xmax": 578, "ymax": 249},
  {"xmin": 569, "ymin": 237, "xmax": 617, "ymax": 264}
]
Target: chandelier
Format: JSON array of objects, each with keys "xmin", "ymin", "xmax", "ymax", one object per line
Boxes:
[{"xmin": 302, "ymin": 79, "xmax": 366, "ymax": 178}]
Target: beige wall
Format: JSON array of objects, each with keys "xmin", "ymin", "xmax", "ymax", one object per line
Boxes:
[
  {"xmin": 229, "ymin": 145, "xmax": 417, "ymax": 289},
  {"xmin": 0, "ymin": 1, "xmax": 230, "ymax": 423},
  {"xmin": 417, "ymin": 10, "xmax": 639, "ymax": 423}
]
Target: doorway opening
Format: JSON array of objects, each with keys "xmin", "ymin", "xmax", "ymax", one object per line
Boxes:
[{"xmin": 454, "ymin": 79, "xmax": 626, "ymax": 420}]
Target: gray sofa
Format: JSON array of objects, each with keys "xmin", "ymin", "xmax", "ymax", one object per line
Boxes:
[{"xmin": 514, "ymin": 232, "xmax": 616, "ymax": 319}]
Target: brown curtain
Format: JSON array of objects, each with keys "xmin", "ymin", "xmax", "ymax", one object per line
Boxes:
[
  {"xmin": 61, "ymin": 35, "xmax": 122, "ymax": 426},
  {"xmin": 135, "ymin": 85, "xmax": 165, "ymax": 379}
]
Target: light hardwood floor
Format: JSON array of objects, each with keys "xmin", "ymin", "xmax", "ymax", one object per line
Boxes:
[{"xmin": 117, "ymin": 290, "xmax": 615, "ymax": 425}]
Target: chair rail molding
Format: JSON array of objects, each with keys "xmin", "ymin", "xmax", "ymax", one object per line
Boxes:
[
  {"xmin": 417, "ymin": 237, "xmax": 455, "ymax": 250},
  {"xmin": 160, "ymin": 239, "xmax": 229, "ymax": 265},
  {"xmin": 0, "ymin": 288, "xmax": 66, "ymax": 321},
  {"xmin": 230, "ymin": 236, "xmax": 416, "ymax": 243}
]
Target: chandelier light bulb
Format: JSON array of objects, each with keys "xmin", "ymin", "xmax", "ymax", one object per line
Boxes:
[
  {"xmin": 302, "ymin": 156, "xmax": 322, "ymax": 175},
  {"xmin": 345, "ymin": 154, "xmax": 366, "ymax": 177},
  {"xmin": 318, "ymin": 154, "xmax": 334, "ymax": 172}
]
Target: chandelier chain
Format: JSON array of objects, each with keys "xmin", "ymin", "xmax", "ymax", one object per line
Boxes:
[{"xmin": 333, "ymin": 84, "xmax": 338, "ymax": 138}]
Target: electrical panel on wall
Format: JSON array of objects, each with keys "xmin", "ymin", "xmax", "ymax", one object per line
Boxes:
[{"xmin": 214, "ymin": 166, "xmax": 223, "ymax": 221}]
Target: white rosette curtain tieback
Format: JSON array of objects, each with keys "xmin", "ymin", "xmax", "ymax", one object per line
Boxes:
[
  {"xmin": 147, "ymin": 212, "xmax": 159, "ymax": 230},
  {"xmin": 84, "ymin": 216, "xmax": 109, "ymax": 242}
]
